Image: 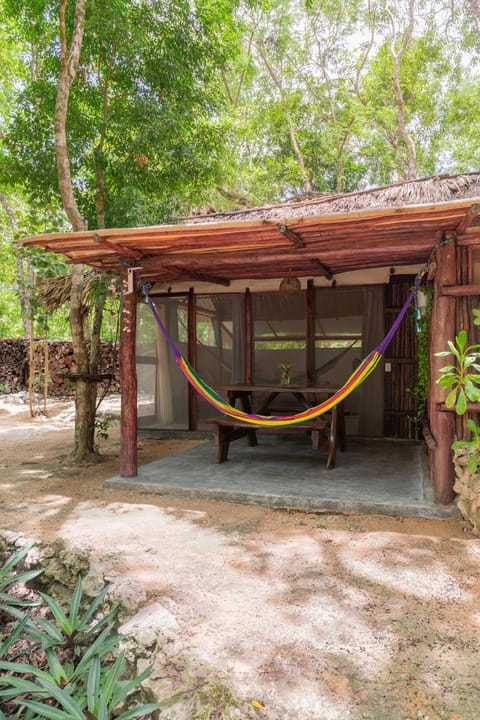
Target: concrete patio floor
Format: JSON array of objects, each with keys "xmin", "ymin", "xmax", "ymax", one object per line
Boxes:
[{"xmin": 105, "ymin": 434, "xmax": 458, "ymax": 519}]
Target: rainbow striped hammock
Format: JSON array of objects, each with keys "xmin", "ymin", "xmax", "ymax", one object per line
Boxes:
[{"xmin": 144, "ymin": 275, "xmax": 423, "ymax": 428}]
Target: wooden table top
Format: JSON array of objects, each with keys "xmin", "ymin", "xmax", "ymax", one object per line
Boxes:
[{"xmin": 217, "ymin": 384, "xmax": 338, "ymax": 393}]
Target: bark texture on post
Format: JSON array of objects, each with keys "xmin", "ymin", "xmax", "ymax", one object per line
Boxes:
[
  {"xmin": 429, "ymin": 240, "xmax": 456, "ymax": 504},
  {"xmin": 120, "ymin": 268, "xmax": 138, "ymax": 477}
]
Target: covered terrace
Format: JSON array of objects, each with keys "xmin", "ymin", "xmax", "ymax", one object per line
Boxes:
[{"xmin": 20, "ymin": 172, "xmax": 480, "ymax": 508}]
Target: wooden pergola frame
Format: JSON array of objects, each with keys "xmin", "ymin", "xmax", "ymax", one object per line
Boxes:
[{"xmin": 19, "ymin": 174, "xmax": 480, "ymax": 506}]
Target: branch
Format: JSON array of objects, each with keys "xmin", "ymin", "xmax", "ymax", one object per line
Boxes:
[
  {"xmin": 388, "ymin": 1, "xmax": 417, "ymax": 180},
  {"xmin": 467, "ymin": 0, "xmax": 480, "ymax": 30},
  {"xmin": 257, "ymin": 40, "xmax": 313, "ymax": 194},
  {"xmin": 0, "ymin": 191, "xmax": 18, "ymax": 230},
  {"xmin": 354, "ymin": 0, "xmax": 376, "ymax": 95},
  {"xmin": 216, "ymin": 187, "xmax": 252, "ymax": 207}
]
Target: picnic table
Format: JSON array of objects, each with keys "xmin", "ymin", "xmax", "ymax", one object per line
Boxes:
[{"xmin": 206, "ymin": 384, "xmax": 346, "ymax": 470}]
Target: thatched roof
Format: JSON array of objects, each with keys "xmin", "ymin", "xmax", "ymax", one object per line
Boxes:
[
  {"xmin": 36, "ymin": 270, "xmax": 115, "ymax": 311},
  {"xmin": 187, "ymin": 172, "xmax": 480, "ymax": 224},
  {"xmin": 18, "ymin": 172, "xmax": 480, "ymax": 286}
]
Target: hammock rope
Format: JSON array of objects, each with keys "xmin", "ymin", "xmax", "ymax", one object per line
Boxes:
[{"xmin": 139, "ymin": 271, "xmax": 425, "ymax": 427}]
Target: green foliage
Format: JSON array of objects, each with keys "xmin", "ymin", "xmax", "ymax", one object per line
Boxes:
[
  {"xmin": 435, "ymin": 329, "xmax": 480, "ymax": 415},
  {"xmin": 29, "ymin": 576, "xmax": 118, "ymax": 654},
  {"xmin": 452, "ymin": 419, "xmax": 480, "ymax": 474},
  {"xmin": 1, "ymin": 0, "xmax": 480, "ymax": 343},
  {"xmin": 1, "ymin": 0, "xmax": 240, "ymax": 228},
  {"xmin": 0, "ymin": 553, "xmax": 162, "ymax": 720},
  {"xmin": 436, "ymin": 310, "xmax": 480, "ymax": 477},
  {"xmin": 0, "ymin": 544, "xmax": 43, "ymax": 620},
  {"xmin": 408, "ymin": 288, "xmax": 432, "ymax": 423}
]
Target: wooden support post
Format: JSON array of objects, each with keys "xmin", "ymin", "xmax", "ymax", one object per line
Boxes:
[
  {"xmin": 187, "ymin": 288, "xmax": 197, "ymax": 431},
  {"xmin": 120, "ymin": 266, "xmax": 138, "ymax": 477},
  {"xmin": 306, "ymin": 279, "xmax": 316, "ymax": 385},
  {"xmin": 428, "ymin": 240, "xmax": 456, "ymax": 504},
  {"xmin": 245, "ymin": 288, "xmax": 253, "ymax": 384}
]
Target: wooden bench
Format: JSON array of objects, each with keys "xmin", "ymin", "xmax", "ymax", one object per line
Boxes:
[{"xmin": 205, "ymin": 411, "xmax": 341, "ymax": 470}]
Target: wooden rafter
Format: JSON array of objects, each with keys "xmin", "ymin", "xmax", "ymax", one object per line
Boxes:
[
  {"xmin": 276, "ymin": 223, "xmax": 304, "ymax": 248},
  {"xmin": 168, "ymin": 265, "xmax": 230, "ymax": 287},
  {"xmin": 94, "ymin": 233, "xmax": 143, "ymax": 260},
  {"xmin": 454, "ymin": 204, "xmax": 480, "ymax": 235},
  {"xmin": 309, "ymin": 258, "xmax": 333, "ymax": 281}
]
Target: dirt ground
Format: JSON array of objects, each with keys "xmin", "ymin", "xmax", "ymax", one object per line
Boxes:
[{"xmin": 1, "ymin": 394, "xmax": 480, "ymax": 720}]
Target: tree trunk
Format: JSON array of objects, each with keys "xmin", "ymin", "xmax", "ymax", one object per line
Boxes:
[{"xmin": 54, "ymin": 0, "xmax": 99, "ymax": 462}]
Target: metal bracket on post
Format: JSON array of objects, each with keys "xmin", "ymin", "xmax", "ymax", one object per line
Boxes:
[{"xmin": 127, "ymin": 266, "xmax": 143, "ymax": 294}]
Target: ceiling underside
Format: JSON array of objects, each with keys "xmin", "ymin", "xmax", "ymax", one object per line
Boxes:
[{"xmin": 19, "ymin": 198, "xmax": 480, "ymax": 286}]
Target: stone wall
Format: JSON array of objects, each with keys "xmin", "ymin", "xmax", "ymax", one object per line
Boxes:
[{"xmin": 0, "ymin": 339, "xmax": 120, "ymax": 397}]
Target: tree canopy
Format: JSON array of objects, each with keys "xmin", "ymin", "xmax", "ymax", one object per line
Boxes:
[{"xmin": 1, "ymin": 0, "xmax": 480, "ymax": 339}]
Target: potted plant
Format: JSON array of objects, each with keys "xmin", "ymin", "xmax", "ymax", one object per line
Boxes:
[
  {"xmin": 436, "ymin": 311, "xmax": 480, "ymax": 531},
  {"xmin": 278, "ymin": 361, "xmax": 295, "ymax": 385}
]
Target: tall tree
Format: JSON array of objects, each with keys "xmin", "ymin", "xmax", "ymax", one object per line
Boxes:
[
  {"xmin": 54, "ymin": 0, "xmax": 97, "ymax": 461},
  {"xmin": 2, "ymin": 0, "xmax": 240, "ymax": 460}
]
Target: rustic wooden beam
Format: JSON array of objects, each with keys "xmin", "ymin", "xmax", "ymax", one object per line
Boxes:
[
  {"xmin": 167, "ymin": 265, "xmax": 230, "ymax": 287},
  {"xmin": 455, "ymin": 203, "xmax": 480, "ymax": 235},
  {"xmin": 441, "ymin": 283, "xmax": 480, "ymax": 296},
  {"xmin": 139, "ymin": 239, "xmax": 436, "ymax": 270},
  {"xmin": 119, "ymin": 265, "xmax": 138, "ymax": 477},
  {"xmin": 437, "ymin": 402, "xmax": 480, "ymax": 412},
  {"xmin": 276, "ymin": 223, "xmax": 304, "ymax": 248},
  {"xmin": 94, "ymin": 233, "xmax": 143, "ymax": 260},
  {"xmin": 428, "ymin": 240, "xmax": 456, "ymax": 505},
  {"xmin": 456, "ymin": 232, "xmax": 480, "ymax": 246},
  {"xmin": 309, "ymin": 258, "xmax": 333, "ymax": 281}
]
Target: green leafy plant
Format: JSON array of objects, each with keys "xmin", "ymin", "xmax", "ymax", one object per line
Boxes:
[
  {"xmin": 407, "ymin": 287, "xmax": 432, "ymax": 426},
  {"xmin": 435, "ymin": 309, "xmax": 480, "ymax": 484},
  {"xmin": 93, "ymin": 414, "xmax": 116, "ymax": 449},
  {"xmin": 0, "ymin": 544, "xmax": 43, "ymax": 619},
  {"xmin": 1, "ymin": 648, "xmax": 162, "ymax": 720},
  {"xmin": 435, "ymin": 330, "xmax": 480, "ymax": 415},
  {"xmin": 0, "ymin": 615, "xmax": 30, "ymax": 661},
  {"xmin": 0, "ymin": 553, "xmax": 162, "ymax": 720},
  {"xmin": 28, "ymin": 576, "xmax": 118, "ymax": 654},
  {"xmin": 452, "ymin": 418, "xmax": 480, "ymax": 474}
]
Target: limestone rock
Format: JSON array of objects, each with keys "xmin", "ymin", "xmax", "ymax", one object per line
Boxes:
[
  {"xmin": 105, "ymin": 575, "xmax": 147, "ymax": 621},
  {"xmin": 119, "ymin": 601, "xmax": 179, "ymax": 648},
  {"xmin": 453, "ymin": 447, "xmax": 480, "ymax": 534}
]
